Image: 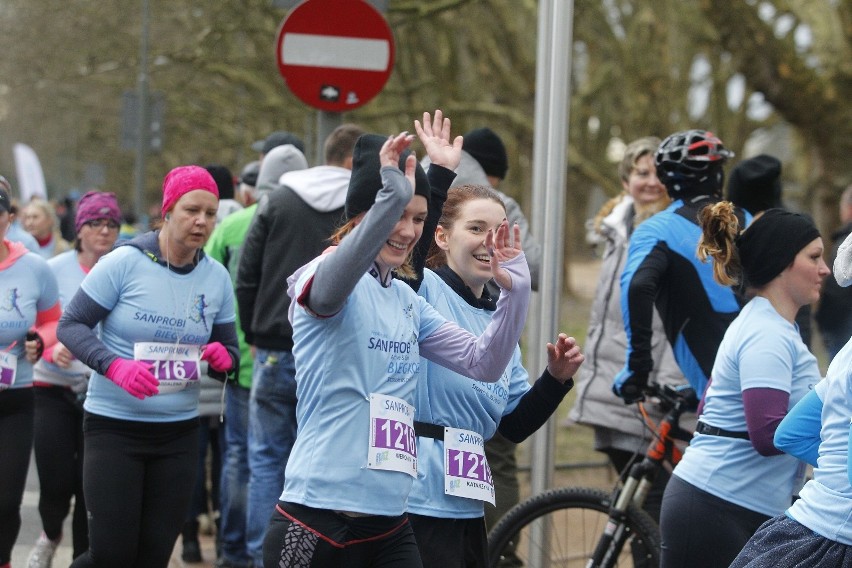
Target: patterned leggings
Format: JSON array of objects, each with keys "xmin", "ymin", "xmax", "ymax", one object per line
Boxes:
[{"xmin": 262, "ymin": 502, "xmax": 423, "ymax": 568}]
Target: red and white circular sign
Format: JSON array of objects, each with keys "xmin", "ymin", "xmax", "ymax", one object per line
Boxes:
[{"xmin": 276, "ymin": 0, "xmax": 396, "ymax": 112}]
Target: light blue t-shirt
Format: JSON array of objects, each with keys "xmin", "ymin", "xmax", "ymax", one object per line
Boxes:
[
  {"xmin": 408, "ymin": 268, "xmax": 529, "ymax": 518},
  {"xmin": 281, "ymin": 256, "xmax": 446, "ymax": 516},
  {"xmin": 0, "ymin": 248, "xmax": 58, "ymax": 389},
  {"xmin": 34, "ymin": 250, "xmax": 89, "ymax": 389},
  {"xmin": 81, "ymin": 245, "xmax": 235, "ymax": 422},
  {"xmin": 787, "ymin": 342, "xmax": 852, "ymax": 544},
  {"xmin": 673, "ymin": 297, "xmax": 817, "ymax": 516}
]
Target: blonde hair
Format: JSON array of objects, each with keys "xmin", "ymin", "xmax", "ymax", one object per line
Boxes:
[
  {"xmin": 592, "ymin": 136, "xmax": 668, "ymax": 235},
  {"xmin": 697, "ymin": 201, "xmax": 743, "ymax": 286}
]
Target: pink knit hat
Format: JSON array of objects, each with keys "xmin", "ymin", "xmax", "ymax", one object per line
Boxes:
[
  {"xmin": 75, "ymin": 191, "xmax": 122, "ymax": 234},
  {"xmin": 161, "ymin": 165, "xmax": 219, "ymax": 216}
]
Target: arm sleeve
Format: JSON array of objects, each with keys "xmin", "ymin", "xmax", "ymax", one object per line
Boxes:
[
  {"xmin": 56, "ymin": 290, "xmax": 117, "ymax": 375},
  {"xmin": 34, "ymin": 302, "xmax": 61, "ymax": 349},
  {"xmin": 235, "ymin": 196, "xmax": 269, "ymax": 344},
  {"xmin": 206, "ymin": 321, "xmax": 240, "ymax": 383},
  {"xmin": 774, "ymin": 387, "xmax": 823, "ymax": 466},
  {"xmin": 418, "ymin": 253, "xmax": 531, "ymax": 383},
  {"xmin": 306, "ymin": 167, "xmax": 413, "ymax": 316},
  {"xmin": 742, "ymin": 387, "xmax": 790, "ymax": 456},
  {"xmin": 497, "ymin": 369, "xmax": 573, "ymax": 442},
  {"xmin": 399, "ymin": 164, "xmax": 453, "ymax": 292}
]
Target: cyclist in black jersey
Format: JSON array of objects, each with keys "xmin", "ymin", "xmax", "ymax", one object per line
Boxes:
[{"xmin": 613, "ymin": 130, "xmax": 751, "ymax": 404}]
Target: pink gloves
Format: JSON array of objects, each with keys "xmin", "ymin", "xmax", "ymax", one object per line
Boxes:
[
  {"xmin": 201, "ymin": 342, "xmax": 232, "ymax": 373},
  {"xmin": 105, "ymin": 358, "xmax": 159, "ymax": 399}
]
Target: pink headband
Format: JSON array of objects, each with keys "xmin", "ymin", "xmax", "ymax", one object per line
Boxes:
[{"xmin": 161, "ymin": 165, "xmax": 219, "ymax": 216}]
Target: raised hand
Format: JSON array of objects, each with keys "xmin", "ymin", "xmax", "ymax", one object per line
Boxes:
[
  {"xmin": 379, "ymin": 132, "xmax": 418, "ymax": 192},
  {"xmin": 486, "ymin": 220, "xmax": 523, "ymax": 290},
  {"xmin": 414, "ymin": 110, "xmax": 462, "ymax": 171},
  {"xmin": 545, "ymin": 334, "xmax": 585, "ymax": 384}
]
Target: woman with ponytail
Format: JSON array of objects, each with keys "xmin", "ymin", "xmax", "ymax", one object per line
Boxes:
[{"xmin": 658, "ymin": 203, "xmax": 829, "ymax": 568}]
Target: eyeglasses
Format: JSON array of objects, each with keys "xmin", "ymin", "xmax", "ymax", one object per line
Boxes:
[{"xmin": 86, "ymin": 219, "xmax": 120, "ymax": 230}]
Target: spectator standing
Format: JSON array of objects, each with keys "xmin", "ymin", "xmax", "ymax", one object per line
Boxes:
[
  {"xmin": 58, "ymin": 165, "xmax": 239, "ymax": 568},
  {"xmin": 659, "ymin": 204, "xmax": 827, "ymax": 568},
  {"xmin": 235, "ymin": 127, "xmax": 358, "ymax": 567},
  {"xmin": 26, "ymin": 192, "xmax": 122, "ymax": 567},
  {"xmin": 208, "ymin": 147, "xmax": 308, "ymax": 568},
  {"xmin": 23, "ymin": 199, "xmax": 71, "ymax": 259},
  {"xmin": 815, "ymin": 184, "xmax": 852, "ymax": 360},
  {"xmin": 0, "ymin": 181, "xmax": 61, "ymax": 568},
  {"xmin": 569, "ymin": 137, "xmax": 688, "ymax": 524}
]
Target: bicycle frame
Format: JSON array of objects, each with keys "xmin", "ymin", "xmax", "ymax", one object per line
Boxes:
[{"xmin": 589, "ymin": 384, "xmax": 695, "ymax": 567}]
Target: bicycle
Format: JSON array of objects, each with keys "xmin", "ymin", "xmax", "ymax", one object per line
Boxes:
[{"xmin": 487, "ymin": 382, "xmax": 697, "ymax": 568}]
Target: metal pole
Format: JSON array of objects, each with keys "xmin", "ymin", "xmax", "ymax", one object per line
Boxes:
[
  {"xmin": 526, "ymin": 0, "xmax": 574, "ymax": 565},
  {"xmin": 133, "ymin": 0, "xmax": 150, "ymax": 219}
]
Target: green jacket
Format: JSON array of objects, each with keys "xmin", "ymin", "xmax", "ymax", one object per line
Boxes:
[{"xmin": 204, "ymin": 204, "xmax": 257, "ymax": 388}]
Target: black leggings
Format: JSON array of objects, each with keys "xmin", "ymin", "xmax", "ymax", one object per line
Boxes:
[
  {"xmin": 0, "ymin": 388, "xmax": 34, "ymax": 565},
  {"xmin": 33, "ymin": 386, "xmax": 88, "ymax": 557},
  {"xmin": 263, "ymin": 502, "xmax": 423, "ymax": 568},
  {"xmin": 660, "ymin": 475, "xmax": 771, "ymax": 568},
  {"xmin": 70, "ymin": 413, "xmax": 199, "ymax": 568}
]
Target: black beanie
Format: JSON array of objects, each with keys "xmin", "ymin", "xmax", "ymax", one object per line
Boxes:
[
  {"xmin": 345, "ymin": 134, "xmax": 430, "ymax": 220},
  {"xmin": 726, "ymin": 154, "xmax": 783, "ymax": 215},
  {"xmin": 205, "ymin": 165, "xmax": 235, "ymax": 201},
  {"xmin": 736, "ymin": 208, "xmax": 820, "ymax": 288},
  {"xmin": 463, "ymin": 127, "xmax": 508, "ymax": 179}
]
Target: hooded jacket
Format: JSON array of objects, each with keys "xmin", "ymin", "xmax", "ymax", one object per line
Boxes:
[{"xmin": 235, "ymin": 162, "xmax": 349, "ymax": 350}]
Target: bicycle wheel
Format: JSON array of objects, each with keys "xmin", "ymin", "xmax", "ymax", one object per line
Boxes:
[{"xmin": 487, "ymin": 486, "xmax": 661, "ymax": 568}]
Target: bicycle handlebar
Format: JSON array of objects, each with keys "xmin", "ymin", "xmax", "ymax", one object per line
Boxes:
[{"xmin": 641, "ymin": 383, "xmax": 699, "ymax": 413}]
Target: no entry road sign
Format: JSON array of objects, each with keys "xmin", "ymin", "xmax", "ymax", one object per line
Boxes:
[{"xmin": 276, "ymin": 0, "xmax": 395, "ymax": 112}]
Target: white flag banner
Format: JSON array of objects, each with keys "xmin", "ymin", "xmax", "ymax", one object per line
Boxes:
[{"xmin": 13, "ymin": 143, "xmax": 47, "ymax": 202}]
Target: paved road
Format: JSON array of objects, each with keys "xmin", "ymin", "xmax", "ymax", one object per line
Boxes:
[{"xmin": 13, "ymin": 451, "xmax": 217, "ymax": 567}]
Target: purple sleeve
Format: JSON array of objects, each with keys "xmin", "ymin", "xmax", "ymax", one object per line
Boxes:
[
  {"xmin": 418, "ymin": 253, "xmax": 531, "ymax": 383},
  {"xmin": 742, "ymin": 387, "xmax": 790, "ymax": 456}
]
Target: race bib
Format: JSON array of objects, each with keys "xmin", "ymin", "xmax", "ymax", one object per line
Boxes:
[
  {"xmin": 368, "ymin": 393, "xmax": 417, "ymax": 477},
  {"xmin": 0, "ymin": 351, "xmax": 17, "ymax": 391},
  {"xmin": 133, "ymin": 342, "xmax": 201, "ymax": 394},
  {"xmin": 444, "ymin": 427, "xmax": 494, "ymax": 504}
]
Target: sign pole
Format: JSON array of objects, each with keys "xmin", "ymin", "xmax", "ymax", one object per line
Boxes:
[{"xmin": 315, "ymin": 111, "xmax": 342, "ymax": 166}]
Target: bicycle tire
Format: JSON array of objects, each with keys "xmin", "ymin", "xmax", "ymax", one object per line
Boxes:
[{"xmin": 487, "ymin": 486, "xmax": 661, "ymax": 568}]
